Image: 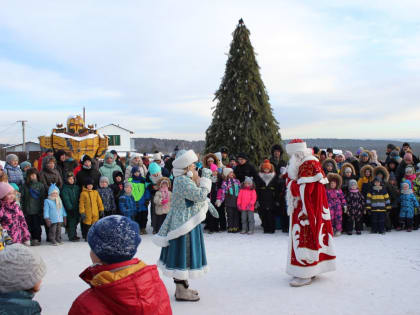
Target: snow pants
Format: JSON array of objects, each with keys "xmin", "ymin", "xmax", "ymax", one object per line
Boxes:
[
  {"xmin": 259, "ymin": 208, "xmax": 275, "ymax": 233},
  {"xmin": 81, "ymin": 223, "xmax": 91, "ymax": 240},
  {"xmin": 49, "ymin": 223, "xmax": 62, "ymax": 243},
  {"xmin": 371, "ymin": 212, "xmax": 385, "ymax": 233},
  {"xmin": 226, "ymin": 206, "xmax": 240, "ymax": 230},
  {"xmin": 207, "ymin": 204, "xmax": 226, "ymax": 232},
  {"xmin": 135, "ymin": 211, "xmax": 148, "ymax": 229},
  {"xmin": 155, "ymin": 214, "xmax": 167, "ymax": 233},
  {"xmin": 330, "ymin": 208, "xmax": 343, "ymax": 233},
  {"xmin": 345, "ymin": 214, "xmax": 363, "ymax": 233},
  {"xmin": 25, "ymin": 214, "xmax": 42, "ymax": 242},
  {"xmin": 66, "ymin": 212, "xmax": 80, "ymax": 240},
  {"xmin": 241, "ymin": 210, "xmax": 255, "ymax": 233}
]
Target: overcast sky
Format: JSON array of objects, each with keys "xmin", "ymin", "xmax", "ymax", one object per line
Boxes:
[{"xmin": 1, "ymin": 0, "xmax": 420, "ymax": 144}]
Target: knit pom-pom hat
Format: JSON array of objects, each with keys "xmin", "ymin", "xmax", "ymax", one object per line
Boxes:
[{"xmin": 88, "ymin": 215, "xmax": 141, "ymax": 264}]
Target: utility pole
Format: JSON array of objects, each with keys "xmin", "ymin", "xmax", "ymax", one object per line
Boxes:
[
  {"xmin": 16, "ymin": 120, "xmax": 27, "ymax": 155},
  {"xmin": 83, "ymin": 106, "xmax": 86, "ymax": 123}
]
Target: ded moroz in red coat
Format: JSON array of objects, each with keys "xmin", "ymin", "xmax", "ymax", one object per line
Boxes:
[
  {"xmin": 285, "ymin": 155, "xmax": 336, "ymax": 278},
  {"xmin": 69, "ymin": 258, "xmax": 172, "ymax": 315}
]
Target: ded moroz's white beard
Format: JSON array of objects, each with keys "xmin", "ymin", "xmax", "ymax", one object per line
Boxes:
[{"xmin": 286, "ymin": 150, "xmax": 312, "ymax": 180}]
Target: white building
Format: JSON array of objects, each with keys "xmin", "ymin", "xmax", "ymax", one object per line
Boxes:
[{"xmin": 97, "ymin": 123, "xmax": 135, "ymax": 155}]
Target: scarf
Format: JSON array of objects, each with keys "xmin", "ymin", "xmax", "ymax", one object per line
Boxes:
[
  {"xmin": 48, "ymin": 194, "xmax": 63, "ymax": 211},
  {"xmin": 29, "ymin": 187, "xmax": 40, "ymax": 200},
  {"xmin": 160, "ymin": 185, "xmax": 169, "ymax": 203},
  {"xmin": 227, "ymin": 178, "xmax": 239, "ymax": 197},
  {"xmin": 373, "ymin": 186, "xmax": 382, "ymax": 192},
  {"xmin": 349, "ymin": 189, "xmax": 359, "ymax": 193},
  {"xmin": 401, "ymin": 188, "xmax": 414, "ymax": 195},
  {"xmin": 259, "ymin": 172, "xmax": 275, "ymax": 186},
  {"xmin": 150, "ymin": 174, "xmax": 162, "ymax": 184},
  {"xmin": 83, "ymin": 165, "xmax": 91, "ymax": 170}
]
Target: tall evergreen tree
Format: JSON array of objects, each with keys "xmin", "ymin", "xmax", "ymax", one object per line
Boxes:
[{"xmin": 205, "ymin": 19, "xmax": 282, "ymax": 165}]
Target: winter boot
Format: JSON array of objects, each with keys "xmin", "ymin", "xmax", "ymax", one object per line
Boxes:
[
  {"xmin": 289, "ymin": 277, "xmax": 312, "ymax": 287},
  {"xmin": 184, "ymin": 280, "xmax": 199, "ymax": 295},
  {"xmin": 174, "ymin": 280, "xmax": 200, "ymax": 302},
  {"xmin": 407, "ymin": 218, "xmax": 413, "ymax": 232}
]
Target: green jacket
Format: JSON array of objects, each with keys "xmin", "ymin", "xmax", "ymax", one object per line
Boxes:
[
  {"xmin": 61, "ymin": 184, "xmax": 81, "ymax": 216},
  {"xmin": 99, "ymin": 162, "xmax": 123, "ymax": 184},
  {"xmin": 0, "ymin": 290, "xmax": 42, "ymax": 315},
  {"xmin": 21, "ymin": 181, "xmax": 46, "ymax": 216}
]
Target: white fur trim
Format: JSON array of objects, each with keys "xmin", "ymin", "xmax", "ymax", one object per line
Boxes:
[
  {"xmin": 286, "ymin": 142, "xmax": 307, "ymax": 155},
  {"xmin": 286, "ymin": 259, "xmax": 336, "ymax": 278},
  {"xmin": 286, "ymin": 180, "xmax": 296, "ymax": 216},
  {"xmin": 199, "ymin": 177, "xmax": 212, "ymax": 192},
  {"xmin": 172, "ymin": 168, "xmax": 186, "ymax": 177},
  {"xmin": 302, "ymin": 155, "xmax": 318, "ymax": 162},
  {"xmin": 297, "ymin": 172, "xmax": 328, "ymax": 185},
  {"xmin": 173, "ymin": 150, "xmax": 198, "ymax": 169},
  {"xmin": 153, "ymin": 202, "xmax": 209, "ymax": 247},
  {"xmin": 157, "ymin": 260, "xmax": 209, "ymax": 280}
]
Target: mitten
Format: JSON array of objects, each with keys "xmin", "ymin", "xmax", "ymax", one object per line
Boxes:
[
  {"xmin": 200, "ymin": 168, "xmax": 212, "ymax": 191},
  {"xmin": 215, "ymin": 200, "xmax": 222, "ymax": 208},
  {"xmin": 343, "ymin": 206, "xmax": 348, "ymax": 214},
  {"xmin": 161, "ymin": 199, "xmax": 169, "ymax": 205}
]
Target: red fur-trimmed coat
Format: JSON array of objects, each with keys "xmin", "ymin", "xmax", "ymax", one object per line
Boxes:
[{"xmin": 285, "ymin": 156, "xmax": 336, "ymax": 278}]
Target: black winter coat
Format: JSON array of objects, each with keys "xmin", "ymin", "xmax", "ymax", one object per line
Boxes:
[
  {"xmin": 234, "ymin": 162, "xmax": 258, "ymax": 183},
  {"xmin": 76, "ymin": 168, "xmax": 101, "ymax": 189},
  {"xmin": 254, "ymin": 173, "xmax": 281, "ymax": 213}
]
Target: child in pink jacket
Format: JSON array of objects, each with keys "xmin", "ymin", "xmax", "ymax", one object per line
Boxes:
[{"xmin": 237, "ymin": 176, "xmax": 257, "ymax": 234}]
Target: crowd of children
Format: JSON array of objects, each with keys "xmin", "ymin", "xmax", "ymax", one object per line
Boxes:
[{"xmin": 0, "ymin": 142, "xmax": 419, "ymax": 250}]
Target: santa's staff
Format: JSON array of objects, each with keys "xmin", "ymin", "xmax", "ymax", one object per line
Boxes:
[{"xmin": 284, "ymin": 139, "xmax": 336, "ymax": 287}]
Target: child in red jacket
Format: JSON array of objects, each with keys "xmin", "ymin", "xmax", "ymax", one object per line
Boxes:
[
  {"xmin": 237, "ymin": 176, "xmax": 257, "ymax": 234},
  {"xmin": 69, "ymin": 215, "xmax": 172, "ymax": 315}
]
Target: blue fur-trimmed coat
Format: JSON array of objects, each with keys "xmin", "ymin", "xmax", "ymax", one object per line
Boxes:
[{"xmin": 153, "ymin": 168, "xmax": 217, "ymax": 247}]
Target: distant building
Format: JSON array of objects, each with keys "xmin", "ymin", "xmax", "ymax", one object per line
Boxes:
[
  {"xmin": 3, "ymin": 141, "xmax": 41, "ymax": 153},
  {"xmin": 97, "ymin": 123, "xmax": 135, "ymax": 155}
]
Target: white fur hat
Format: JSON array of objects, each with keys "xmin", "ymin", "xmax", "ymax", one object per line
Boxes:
[
  {"xmin": 153, "ymin": 152, "xmax": 162, "ymax": 161},
  {"xmin": 172, "ymin": 150, "xmax": 198, "ymax": 169},
  {"xmin": 286, "ymin": 139, "xmax": 307, "ymax": 155},
  {"xmin": 214, "ymin": 152, "xmax": 222, "ymax": 163},
  {"xmin": 223, "ymin": 168, "xmax": 233, "ymax": 177}
]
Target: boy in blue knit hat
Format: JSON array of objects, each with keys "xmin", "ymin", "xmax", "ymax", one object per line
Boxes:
[{"xmin": 69, "ymin": 215, "xmax": 171, "ymax": 315}]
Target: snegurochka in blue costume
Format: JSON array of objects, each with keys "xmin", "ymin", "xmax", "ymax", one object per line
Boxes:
[{"xmin": 153, "ymin": 149, "xmax": 218, "ymax": 302}]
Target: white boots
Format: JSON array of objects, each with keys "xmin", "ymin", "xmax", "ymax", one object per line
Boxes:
[
  {"xmin": 289, "ymin": 276, "xmax": 314, "ymax": 287},
  {"xmin": 174, "ymin": 280, "xmax": 200, "ymax": 302}
]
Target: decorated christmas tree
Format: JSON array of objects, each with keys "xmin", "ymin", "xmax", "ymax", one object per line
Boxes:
[{"xmin": 205, "ymin": 18, "xmax": 282, "ymax": 165}]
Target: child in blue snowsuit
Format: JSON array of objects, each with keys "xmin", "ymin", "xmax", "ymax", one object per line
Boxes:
[
  {"xmin": 128, "ymin": 166, "xmax": 151, "ymax": 234},
  {"xmin": 399, "ymin": 180, "xmax": 419, "ymax": 232},
  {"xmin": 119, "ymin": 182, "xmax": 136, "ymax": 221}
]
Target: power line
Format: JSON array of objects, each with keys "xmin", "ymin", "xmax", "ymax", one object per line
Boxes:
[{"xmin": 0, "ymin": 122, "xmax": 18, "ymax": 134}]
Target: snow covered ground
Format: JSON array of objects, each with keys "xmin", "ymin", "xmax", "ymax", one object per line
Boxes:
[{"xmin": 32, "ymin": 218, "xmax": 420, "ymax": 315}]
